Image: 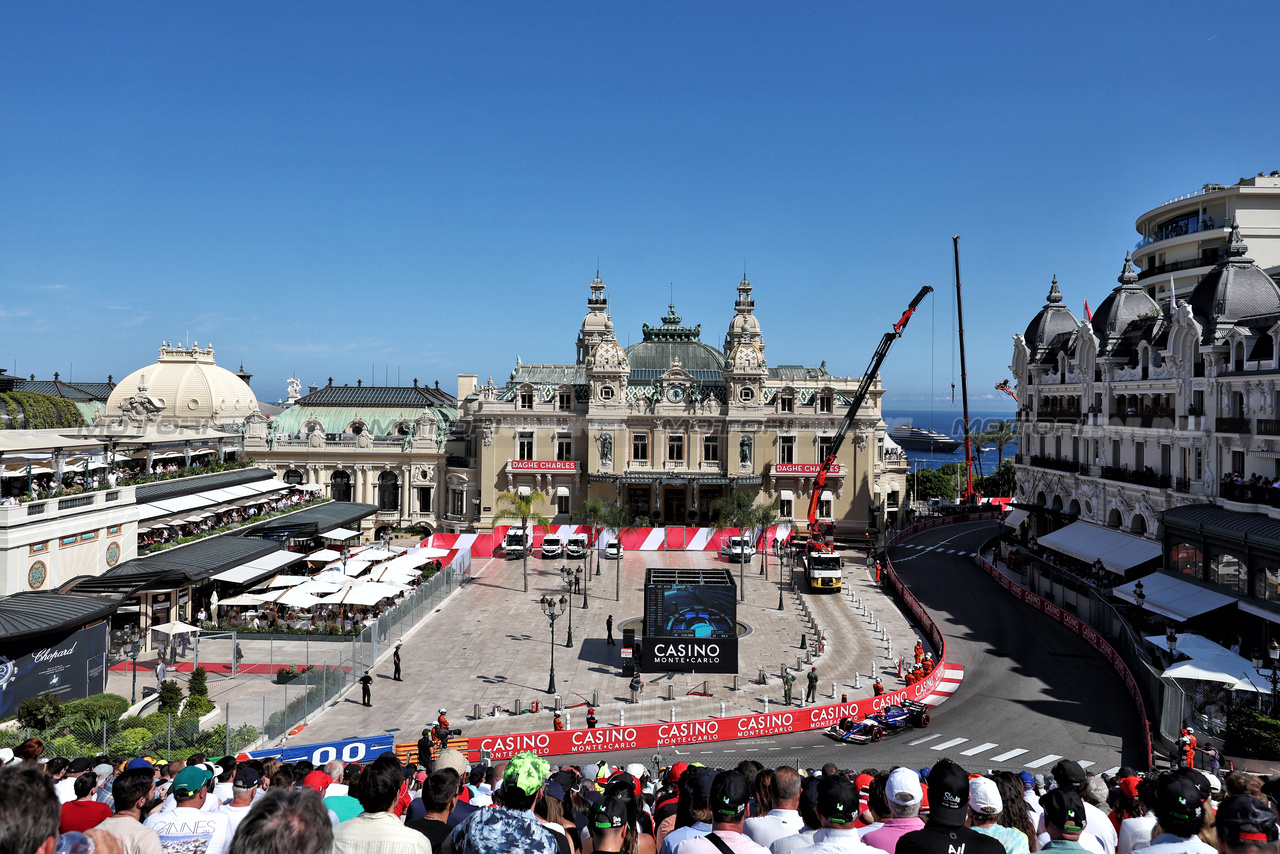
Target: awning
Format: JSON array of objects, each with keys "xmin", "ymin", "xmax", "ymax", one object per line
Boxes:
[
  {"xmin": 1238, "ymin": 600, "xmax": 1280, "ymax": 626},
  {"xmin": 321, "ymin": 527, "xmax": 361, "ymax": 540},
  {"xmin": 211, "ymin": 551, "xmax": 306, "ymax": 585},
  {"xmin": 1114, "ymin": 573, "xmax": 1238, "ymax": 621},
  {"xmin": 820, "ymin": 490, "xmax": 833, "ymax": 501},
  {"xmin": 306, "ymin": 548, "xmax": 344, "ymax": 562},
  {"xmin": 1003, "ymin": 508, "xmax": 1030, "ymax": 529},
  {"xmin": 517, "ymin": 486, "xmax": 532, "ymax": 497},
  {"xmin": 555, "ymin": 486, "xmax": 570, "ymax": 497},
  {"xmin": 779, "ymin": 489, "xmax": 794, "ymax": 501},
  {"xmin": 294, "ymin": 483, "xmax": 324, "ymax": 492},
  {"xmin": 1146, "ymin": 632, "xmax": 1271, "ymax": 692},
  {"xmin": 1035, "ymin": 521, "xmax": 1161, "ymax": 575}
]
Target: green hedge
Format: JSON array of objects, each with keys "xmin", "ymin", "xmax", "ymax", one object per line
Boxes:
[
  {"xmin": 0, "ymin": 392, "xmax": 86, "ymax": 430},
  {"xmin": 1224, "ymin": 707, "xmax": 1280, "ymax": 759},
  {"xmin": 62, "ymin": 694, "xmax": 130, "ymax": 722}
]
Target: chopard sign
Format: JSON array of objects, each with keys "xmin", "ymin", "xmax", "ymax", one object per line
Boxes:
[{"xmin": 31, "ymin": 644, "xmax": 77, "ymax": 664}]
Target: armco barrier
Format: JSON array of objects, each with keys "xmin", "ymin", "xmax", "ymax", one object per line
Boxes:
[{"xmin": 973, "ymin": 554, "xmax": 1154, "ymax": 770}]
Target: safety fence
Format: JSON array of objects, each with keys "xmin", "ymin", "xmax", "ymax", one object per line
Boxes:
[{"xmin": 429, "ymin": 523, "xmax": 796, "ymax": 559}]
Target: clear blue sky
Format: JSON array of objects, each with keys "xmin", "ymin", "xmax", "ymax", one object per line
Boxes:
[{"xmin": 4, "ymin": 2, "xmax": 1279, "ymax": 408}]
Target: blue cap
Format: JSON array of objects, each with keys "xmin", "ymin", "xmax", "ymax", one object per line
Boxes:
[
  {"xmin": 1020, "ymin": 771, "xmax": 1035, "ymax": 788},
  {"xmin": 125, "ymin": 759, "xmax": 155, "ymax": 771}
]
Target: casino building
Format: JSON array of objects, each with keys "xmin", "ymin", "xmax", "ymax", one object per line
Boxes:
[{"xmin": 444, "ymin": 273, "xmax": 908, "ymax": 538}]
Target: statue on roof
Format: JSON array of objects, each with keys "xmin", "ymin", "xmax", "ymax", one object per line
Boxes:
[{"xmin": 287, "ymin": 378, "xmax": 302, "ymax": 403}]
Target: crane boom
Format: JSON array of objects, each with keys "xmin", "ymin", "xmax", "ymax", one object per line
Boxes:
[{"xmin": 807, "ymin": 285, "xmax": 934, "ymax": 552}]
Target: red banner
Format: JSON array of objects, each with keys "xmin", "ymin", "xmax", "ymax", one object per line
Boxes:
[
  {"xmin": 509, "ymin": 460, "xmax": 579, "ymax": 471},
  {"xmin": 772, "ymin": 464, "xmax": 845, "ymax": 475}
]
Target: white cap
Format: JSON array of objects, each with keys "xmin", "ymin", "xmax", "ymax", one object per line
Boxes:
[
  {"xmin": 886, "ymin": 767, "xmax": 923, "ymax": 807},
  {"xmin": 93, "ymin": 764, "xmax": 114, "ymax": 779},
  {"xmin": 396, "ymin": 638, "xmax": 403, "ymax": 646},
  {"xmin": 439, "ymin": 709, "xmax": 446, "ymax": 715},
  {"xmin": 625, "ymin": 763, "xmax": 646, "ymax": 779},
  {"xmin": 969, "ymin": 776, "xmax": 1002, "ymax": 815},
  {"xmin": 1201, "ymin": 770, "xmax": 1221, "ymax": 794},
  {"xmin": 0, "ymin": 748, "xmax": 14, "ymax": 765}
]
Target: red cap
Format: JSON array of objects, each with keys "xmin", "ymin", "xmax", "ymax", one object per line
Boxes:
[
  {"xmin": 1119, "ymin": 777, "xmax": 1141, "ymax": 799},
  {"xmin": 302, "ymin": 770, "xmax": 332, "ymax": 793},
  {"xmin": 669, "ymin": 762, "xmax": 689, "ymax": 782}
]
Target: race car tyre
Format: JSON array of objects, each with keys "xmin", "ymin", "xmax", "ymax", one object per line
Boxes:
[
  {"xmin": 919, "ymin": 713, "xmax": 931, "ymax": 728},
  {"xmin": 872, "ymin": 728, "xmax": 882, "ymax": 742}
]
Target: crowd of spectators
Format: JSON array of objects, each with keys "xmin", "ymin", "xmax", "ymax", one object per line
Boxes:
[
  {"xmin": 138, "ymin": 489, "xmax": 313, "ymax": 549},
  {"xmin": 1, "ymin": 745, "xmax": 1276, "ymax": 854}
]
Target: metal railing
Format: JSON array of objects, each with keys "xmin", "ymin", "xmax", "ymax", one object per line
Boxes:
[{"xmin": 1217, "ymin": 417, "xmax": 1252, "ymax": 434}]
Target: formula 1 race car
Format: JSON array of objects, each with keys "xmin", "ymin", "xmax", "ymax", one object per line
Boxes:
[
  {"xmin": 825, "ymin": 716, "xmax": 885, "ymax": 744},
  {"xmin": 868, "ymin": 699, "xmax": 931, "ymax": 733}
]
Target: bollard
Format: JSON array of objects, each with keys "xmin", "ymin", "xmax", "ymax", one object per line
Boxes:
[
  {"xmin": 800, "ymin": 633, "xmax": 807, "ymax": 650},
  {"xmin": 666, "ymin": 683, "xmax": 674, "ymax": 701},
  {"xmin": 854, "ymin": 672, "xmax": 861, "ymax": 689},
  {"xmin": 732, "ymin": 674, "xmax": 739, "ymax": 691},
  {"xmin": 806, "ymin": 649, "xmax": 812, "ymax": 663},
  {"xmin": 720, "ymin": 701, "xmax": 726, "ymax": 717},
  {"xmin": 592, "ymin": 689, "xmax": 599, "ymax": 706},
  {"xmin": 474, "ymin": 703, "xmax": 481, "ymax": 721},
  {"xmin": 565, "ymin": 712, "xmax": 571, "ymax": 729},
  {"xmin": 763, "ymin": 697, "xmax": 769, "ymax": 714},
  {"xmin": 796, "ymin": 656, "xmax": 804, "ymax": 670},
  {"xmin": 831, "ymin": 680, "xmax": 836, "ymax": 698},
  {"xmin": 842, "ymin": 692, "xmax": 848, "ymax": 703},
  {"xmin": 620, "ymin": 709, "xmax": 625, "ymax": 727},
  {"xmin": 760, "ymin": 669, "xmax": 768, "ymax": 685},
  {"xmin": 554, "ymin": 694, "xmax": 562, "ymax": 711}
]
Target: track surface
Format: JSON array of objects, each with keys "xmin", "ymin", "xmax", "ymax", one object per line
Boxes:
[{"xmin": 540, "ymin": 520, "xmax": 1147, "ymax": 774}]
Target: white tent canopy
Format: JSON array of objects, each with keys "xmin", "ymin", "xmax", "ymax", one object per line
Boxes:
[
  {"xmin": 1035, "ymin": 521, "xmax": 1161, "ymax": 575},
  {"xmin": 150, "ymin": 620, "xmax": 201, "ymax": 635},
  {"xmin": 321, "ymin": 527, "xmax": 361, "ymax": 541},
  {"xmin": 306, "ymin": 548, "xmax": 344, "ymax": 562},
  {"xmin": 319, "ymin": 582, "xmax": 407, "ymax": 607},
  {"xmin": 219, "ymin": 594, "xmax": 266, "ymax": 606},
  {"xmin": 260, "ymin": 587, "xmax": 324, "ymax": 608},
  {"xmin": 1149, "ymin": 632, "xmax": 1271, "ymax": 693},
  {"xmin": 1003, "ymin": 508, "xmax": 1030, "ymax": 529},
  {"xmin": 261, "ymin": 574, "xmax": 310, "ymax": 589},
  {"xmin": 1114, "ymin": 573, "xmax": 1237, "ymax": 621}
]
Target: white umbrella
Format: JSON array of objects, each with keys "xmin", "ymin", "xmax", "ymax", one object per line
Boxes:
[
  {"xmin": 220, "ymin": 594, "xmax": 266, "ymax": 606},
  {"xmin": 367, "ymin": 566, "xmax": 422, "ymax": 584},
  {"xmin": 414, "ymin": 547, "xmax": 451, "ymax": 559},
  {"xmin": 261, "ymin": 587, "xmax": 324, "ymax": 608},
  {"xmin": 354, "ymin": 547, "xmax": 397, "ymax": 561},
  {"xmin": 293, "ymin": 483, "xmax": 324, "ymax": 492},
  {"xmin": 309, "ymin": 570, "xmax": 357, "ymax": 587},
  {"xmin": 262, "ymin": 574, "xmax": 310, "ymax": 588},
  {"xmin": 320, "ymin": 582, "xmax": 407, "ymax": 606},
  {"xmin": 306, "ymin": 548, "xmax": 344, "ymax": 562},
  {"xmin": 150, "ymin": 620, "xmax": 202, "ymax": 635},
  {"xmin": 325, "ymin": 558, "xmax": 371, "ymax": 577},
  {"xmin": 292, "ymin": 580, "xmax": 344, "ymax": 597},
  {"xmin": 210, "ymin": 591, "xmax": 220, "ymax": 622}
]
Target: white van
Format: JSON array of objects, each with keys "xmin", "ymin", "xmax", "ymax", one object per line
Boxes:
[
  {"xmin": 541, "ymin": 534, "xmax": 563, "ymax": 559},
  {"xmin": 565, "ymin": 534, "xmax": 589, "ymax": 558},
  {"xmin": 502, "ymin": 526, "xmax": 529, "ymax": 558}
]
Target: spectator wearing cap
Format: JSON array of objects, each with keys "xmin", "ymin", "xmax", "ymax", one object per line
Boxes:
[
  {"xmin": 60, "ymin": 771, "xmax": 114, "ymax": 833},
  {"xmin": 897, "ymin": 759, "xmax": 1004, "ymax": 854},
  {"xmin": 407, "ymin": 749, "xmax": 476, "ymax": 828},
  {"xmin": 1041, "ymin": 789, "xmax": 1090, "ymax": 853},
  {"xmin": 744, "ymin": 767, "xmax": 806, "ymax": 849},
  {"xmin": 215, "ymin": 766, "xmax": 262, "ymax": 833},
  {"xmin": 788, "ymin": 776, "xmax": 889, "ymax": 854},
  {"xmin": 443, "ymin": 751, "xmax": 559, "ymax": 854},
  {"xmin": 1019, "ymin": 773, "xmax": 1044, "ymax": 832},
  {"xmin": 212, "ymin": 757, "xmax": 237, "ymax": 806},
  {"xmin": 1138, "ymin": 773, "xmax": 1216, "ymax": 854},
  {"xmin": 56, "ymin": 757, "xmax": 94, "ymax": 804},
  {"xmin": 160, "ymin": 762, "xmax": 224, "ymax": 813},
  {"xmin": 96, "ymin": 767, "xmax": 163, "ymax": 854},
  {"xmin": 858, "ymin": 772, "xmax": 893, "ymax": 838},
  {"xmin": 590, "ymin": 795, "xmax": 630, "ymax": 854},
  {"xmin": 1038, "ymin": 761, "xmax": 1118, "ymax": 854},
  {"xmin": 1117, "ymin": 776, "xmax": 1158, "ymax": 854},
  {"xmin": 144, "ymin": 765, "xmax": 233, "ymax": 854},
  {"xmin": 654, "ymin": 763, "xmax": 693, "ymax": 850},
  {"xmin": 406, "ymin": 768, "xmax": 461, "ymax": 850},
  {"xmin": 94, "ymin": 763, "xmax": 118, "ymax": 808},
  {"xmin": 967, "ymin": 776, "xmax": 1028, "ymax": 854},
  {"xmin": 660, "ymin": 768, "xmax": 717, "ymax": 854},
  {"xmin": 862, "ymin": 768, "xmax": 925, "ymax": 854},
  {"xmin": 334, "ymin": 753, "xmax": 430, "ymax": 854},
  {"xmin": 675, "ymin": 770, "xmax": 768, "ymax": 854},
  {"xmin": 228, "ymin": 788, "xmax": 334, "ymax": 854},
  {"xmin": 1216, "ymin": 794, "xmax": 1279, "ymax": 854}
]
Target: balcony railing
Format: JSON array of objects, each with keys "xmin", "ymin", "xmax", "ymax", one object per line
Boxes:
[
  {"xmin": 1219, "ymin": 481, "xmax": 1280, "ymax": 508},
  {"xmin": 1259, "ymin": 420, "xmax": 1280, "ymax": 437},
  {"xmin": 1028, "ymin": 455, "xmax": 1086, "ymax": 474},
  {"xmin": 1135, "ymin": 219, "xmax": 1225, "ymax": 251},
  {"xmin": 1099, "ymin": 466, "xmax": 1170, "ymax": 489},
  {"xmin": 1137, "ymin": 256, "xmax": 1215, "ymax": 281},
  {"xmin": 1217, "ymin": 417, "xmax": 1253, "ymax": 434},
  {"xmin": 1035, "ymin": 410, "xmax": 1082, "ymax": 423},
  {"xmin": 1174, "ymin": 476, "xmax": 1192, "ymax": 494}
]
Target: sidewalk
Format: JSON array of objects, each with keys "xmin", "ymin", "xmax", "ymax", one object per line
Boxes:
[{"xmin": 281, "ymin": 546, "xmax": 932, "ymax": 747}]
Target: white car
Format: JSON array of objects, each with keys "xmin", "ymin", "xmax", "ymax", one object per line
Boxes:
[
  {"xmin": 720, "ymin": 536, "xmax": 756, "ymax": 559},
  {"xmin": 541, "ymin": 534, "xmax": 563, "ymax": 559},
  {"xmin": 565, "ymin": 534, "xmax": 589, "ymax": 558},
  {"xmin": 604, "ymin": 541, "xmax": 624, "ymax": 560}
]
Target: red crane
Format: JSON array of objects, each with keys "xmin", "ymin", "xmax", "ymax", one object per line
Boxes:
[{"xmin": 806, "ymin": 285, "xmax": 934, "ymax": 554}]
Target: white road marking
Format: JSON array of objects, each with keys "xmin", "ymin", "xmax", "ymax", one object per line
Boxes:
[
  {"xmin": 1102, "ymin": 766, "xmax": 1120, "ymax": 776},
  {"xmin": 988, "ymin": 749, "xmax": 1028, "ymax": 762},
  {"xmin": 932, "ymin": 737, "xmax": 970, "ymax": 751},
  {"xmin": 1077, "ymin": 761, "xmax": 1095, "ymax": 769},
  {"xmin": 960, "ymin": 742, "xmax": 1000, "ymax": 756},
  {"xmin": 907, "ymin": 734, "xmax": 942, "ymax": 746},
  {"xmin": 1026, "ymin": 754, "xmax": 1063, "ymax": 768}
]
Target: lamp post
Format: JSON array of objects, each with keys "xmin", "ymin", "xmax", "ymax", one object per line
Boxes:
[
  {"xmin": 127, "ymin": 627, "xmax": 141, "ymax": 704},
  {"xmin": 1166, "ymin": 628, "xmax": 1179, "ymax": 666},
  {"xmin": 1268, "ymin": 640, "xmax": 1280, "ymax": 714},
  {"xmin": 559, "ymin": 566, "xmax": 580, "ymax": 647},
  {"xmin": 540, "ymin": 595, "xmax": 567, "ymax": 694},
  {"xmin": 1133, "ymin": 579, "xmax": 1145, "ymax": 625}
]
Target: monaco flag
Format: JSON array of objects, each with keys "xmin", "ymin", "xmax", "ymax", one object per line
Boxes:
[{"xmin": 1083, "ymin": 299, "xmax": 1092, "ymax": 321}]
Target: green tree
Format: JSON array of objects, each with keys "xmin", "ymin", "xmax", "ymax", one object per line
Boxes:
[
  {"xmin": 754, "ymin": 502, "xmax": 780, "ymax": 581},
  {"xmin": 157, "ymin": 679, "xmax": 184, "ymax": 715},
  {"xmin": 188, "ymin": 666, "xmax": 208, "ymax": 699},
  {"xmin": 493, "ymin": 490, "xmax": 551, "ymax": 593},
  {"xmin": 974, "ymin": 459, "xmax": 1016, "ymax": 499},
  {"xmin": 601, "ymin": 501, "xmax": 648, "ymax": 601},
  {"xmin": 17, "ymin": 692, "xmax": 63, "ymax": 731},
  {"xmin": 572, "ymin": 497, "xmax": 609, "ymax": 582},
  {"xmin": 910, "ymin": 467, "xmax": 959, "ymax": 502},
  {"xmin": 984, "ymin": 420, "xmax": 1017, "ymax": 465},
  {"xmin": 711, "ymin": 490, "xmax": 761, "ymax": 601}
]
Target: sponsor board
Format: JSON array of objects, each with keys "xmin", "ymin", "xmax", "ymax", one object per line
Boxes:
[
  {"xmin": 772, "ymin": 464, "xmax": 845, "ymax": 475},
  {"xmin": 509, "ymin": 460, "xmax": 579, "ymax": 471},
  {"xmin": 640, "ymin": 637, "xmax": 738, "ymax": 674},
  {"xmin": 249, "ymin": 734, "xmax": 395, "ymax": 765},
  {"xmin": 0, "ymin": 623, "xmax": 108, "ymax": 717}
]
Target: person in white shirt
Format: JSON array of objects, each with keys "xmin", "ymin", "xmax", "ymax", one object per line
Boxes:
[
  {"xmin": 145, "ymin": 766, "xmax": 233, "ymax": 854},
  {"xmin": 333, "ymin": 754, "xmax": 430, "ymax": 854},
  {"xmin": 56, "ymin": 758, "xmax": 93, "ymax": 803},
  {"xmin": 745, "ymin": 767, "xmax": 806, "ymax": 849},
  {"xmin": 323, "ymin": 761, "xmax": 350, "ymax": 798},
  {"xmin": 215, "ymin": 767, "xmax": 261, "ymax": 834}
]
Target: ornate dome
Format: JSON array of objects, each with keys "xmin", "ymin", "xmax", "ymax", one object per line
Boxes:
[
  {"xmin": 588, "ymin": 339, "xmax": 629, "ymax": 370},
  {"xmin": 1189, "ymin": 221, "xmax": 1280, "ymax": 342},
  {"xmin": 1023, "ymin": 276, "xmax": 1080, "ymax": 357},
  {"xmin": 106, "ymin": 342, "xmax": 259, "ymax": 426},
  {"xmin": 1091, "ymin": 252, "xmax": 1161, "ymax": 348},
  {"xmin": 625, "ymin": 303, "xmax": 726, "ymax": 372},
  {"xmin": 576, "ymin": 272, "xmax": 615, "ymax": 364},
  {"xmin": 724, "ymin": 274, "xmax": 764, "ymax": 353}
]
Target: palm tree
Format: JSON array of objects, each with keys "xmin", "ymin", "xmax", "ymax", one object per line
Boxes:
[
  {"xmin": 986, "ymin": 419, "xmax": 1017, "ymax": 464},
  {"xmin": 754, "ymin": 503, "xmax": 780, "ymax": 581},
  {"xmin": 493, "ymin": 490, "xmax": 551, "ymax": 593},
  {"xmin": 572, "ymin": 497, "xmax": 608, "ymax": 580},
  {"xmin": 711, "ymin": 490, "xmax": 760, "ymax": 601},
  {"xmin": 602, "ymin": 500, "xmax": 648, "ymax": 601}
]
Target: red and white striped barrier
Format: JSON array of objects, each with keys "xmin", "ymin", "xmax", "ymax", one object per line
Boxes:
[{"xmin": 426, "ymin": 524, "xmax": 795, "ymax": 558}]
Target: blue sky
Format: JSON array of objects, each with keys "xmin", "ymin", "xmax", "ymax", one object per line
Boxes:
[{"xmin": 4, "ymin": 2, "xmax": 1279, "ymax": 408}]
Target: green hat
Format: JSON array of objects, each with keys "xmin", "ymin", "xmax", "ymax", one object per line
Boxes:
[
  {"xmin": 172, "ymin": 765, "xmax": 212, "ymax": 799},
  {"xmin": 504, "ymin": 752, "xmax": 550, "ymax": 796}
]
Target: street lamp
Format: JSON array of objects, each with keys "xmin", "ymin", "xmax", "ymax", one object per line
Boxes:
[
  {"xmin": 539, "ymin": 595, "xmax": 568, "ymax": 694},
  {"xmin": 127, "ymin": 627, "xmax": 141, "ymax": 704},
  {"xmin": 559, "ymin": 566, "xmax": 580, "ymax": 647},
  {"xmin": 1166, "ymin": 628, "xmax": 1179, "ymax": 663},
  {"xmin": 1267, "ymin": 640, "xmax": 1280, "ymax": 713}
]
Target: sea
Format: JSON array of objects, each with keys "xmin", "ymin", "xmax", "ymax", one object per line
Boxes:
[{"xmin": 882, "ymin": 407, "xmax": 1019, "ymax": 475}]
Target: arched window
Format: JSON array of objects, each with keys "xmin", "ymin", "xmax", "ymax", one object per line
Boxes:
[
  {"xmin": 1107, "ymin": 508, "xmax": 1122, "ymax": 528},
  {"xmin": 1170, "ymin": 543, "xmax": 1201, "ymax": 578},
  {"xmin": 284, "ymin": 470, "xmax": 304, "ymax": 485},
  {"xmin": 349, "ymin": 422, "xmax": 364, "ymax": 435},
  {"xmin": 378, "ymin": 471, "xmax": 400, "ymax": 511},
  {"xmin": 1130, "ymin": 515, "xmax": 1147, "ymax": 535},
  {"xmin": 1253, "ymin": 567, "xmax": 1280, "ymax": 604},
  {"xmin": 1035, "ymin": 491, "xmax": 1047, "ymax": 506},
  {"xmin": 1210, "ymin": 552, "xmax": 1247, "ymax": 595},
  {"xmin": 331, "ymin": 471, "xmax": 352, "ymax": 502},
  {"xmin": 1051, "ymin": 495, "xmax": 1063, "ymax": 513},
  {"xmin": 1068, "ymin": 499, "xmax": 1081, "ymax": 516}
]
